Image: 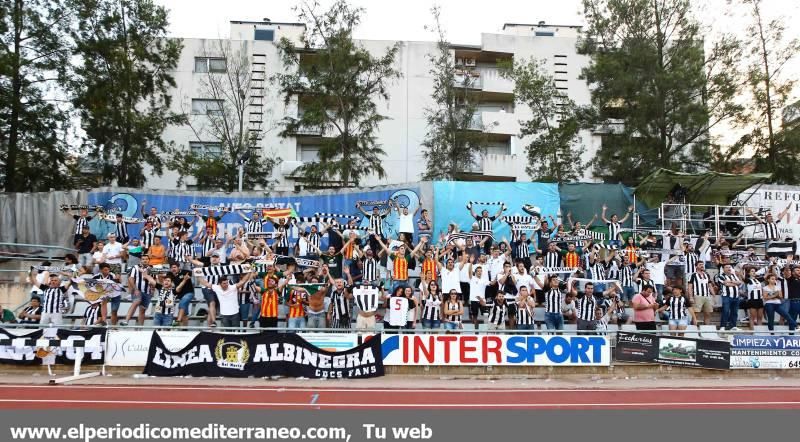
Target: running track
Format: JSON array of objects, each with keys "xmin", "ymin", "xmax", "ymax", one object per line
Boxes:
[{"xmin": 0, "ymin": 385, "xmax": 798, "ymax": 409}]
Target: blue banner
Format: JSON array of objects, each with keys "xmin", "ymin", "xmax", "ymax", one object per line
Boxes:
[
  {"xmin": 87, "ymin": 187, "xmax": 424, "ymax": 250},
  {"xmin": 432, "ymin": 181, "xmax": 561, "ymax": 242},
  {"xmin": 731, "ymin": 335, "xmax": 800, "ymax": 349}
]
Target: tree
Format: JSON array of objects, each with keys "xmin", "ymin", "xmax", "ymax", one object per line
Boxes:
[
  {"xmin": 69, "ymin": 0, "xmax": 184, "ymax": 188},
  {"xmin": 501, "ymin": 58, "xmax": 586, "ymax": 183},
  {"xmin": 0, "ymin": 0, "xmax": 79, "ymax": 191},
  {"xmin": 579, "ymin": 0, "xmax": 742, "ymax": 185},
  {"xmin": 420, "ymin": 6, "xmax": 489, "ymax": 180},
  {"xmin": 275, "ymin": 0, "xmax": 401, "ymax": 187},
  {"xmin": 735, "ymin": 0, "xmax": 800, "ymax": 184},
  {"xmin": 169, "ymin": 41, "xmax": 280, "ymax": 191}
]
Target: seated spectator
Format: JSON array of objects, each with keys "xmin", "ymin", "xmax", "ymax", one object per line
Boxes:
[
  {"xmin": 0, "ymin": 303, "xmax": 16, "ymax": 323},
  {"xmin": 17, "ymin": 297, "xmax": 42, "ymax": 324}
]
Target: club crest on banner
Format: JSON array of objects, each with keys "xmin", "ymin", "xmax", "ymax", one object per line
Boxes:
[{"xmin": 214, "ymin": 339, "xmax": 249, "ymax": 370}]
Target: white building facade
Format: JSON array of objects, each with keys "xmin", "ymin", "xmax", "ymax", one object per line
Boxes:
[{"xmin": 149, "ymin": 20, "xmax": 601, "ymax": 191}]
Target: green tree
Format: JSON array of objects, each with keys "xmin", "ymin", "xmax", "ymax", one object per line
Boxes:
[
  {"xmin": 420, "ymin": 6, "xmax": 488, "ymax": 180},
  {"xmin": 170, "ymin": 41, "xmax": 280, "ymax": 191},
  {"xmin": 579, "ymin": 0, "xmax": 742, "ymax": 185},
  {"xmin": 735, "ymin": 0, "xmax": 800, "ymax": 184},
  {"xmin": 69, "ymin": 0, "xmax": 184, "ymax": 187},
  {"xmin": 501, "ymin": 58, "xmax": 586, "ymax": 183},
  {"xmin": 0, "ymin": 0, "xmax": 80, "ymax": 191},
  {"xmin": 275, "ymin": 0, "xmax": 400, "ymax": 187}
]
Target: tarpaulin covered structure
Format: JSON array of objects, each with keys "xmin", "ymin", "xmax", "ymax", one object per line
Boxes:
[{"xmin": 634, "ymin": 169, "xmax": 771, "ymax": 208}]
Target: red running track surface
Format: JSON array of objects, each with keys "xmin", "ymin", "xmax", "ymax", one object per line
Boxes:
[{"xmin": 0, "ymin": 385, "xmax": 798, "ymax": 409}]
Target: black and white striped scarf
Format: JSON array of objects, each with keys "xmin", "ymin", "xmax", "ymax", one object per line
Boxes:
[{"xmin": 193, "ymin": 264, "xmax": 252, "ymax": 277}]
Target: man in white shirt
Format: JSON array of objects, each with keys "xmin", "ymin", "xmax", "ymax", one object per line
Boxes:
[
  {"xmin": 198, "ymin": 272, "xmax": 253, "ymax": 328},
  {"xmin": 646, "ymin": 254, "xmax": 668, "ymax": 299},
  {"xmin": 394, "ymin": 204, "xmax": 419, "ymax": 243},
  {"xmin": 102, "ymin": 233, "xmax": 124, "ymax": 274},
  {"xmin": 440, "ymin": 253, "xmax": 464, "ymax": 295},
  {"xmin": 468, "ymin": 264, "xmax": 497, "ymax": 329}
]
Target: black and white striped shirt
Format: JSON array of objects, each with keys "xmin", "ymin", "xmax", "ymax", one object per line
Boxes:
[
  {"xmin": 141, "ymin": 229, "xmax": 155, "ymax": 249},
  {"xmin": 73, "ymin": 216, "xmax": 91, "ymax": 235},
  {"xmin": 745, "ymin": 277, "xmax": 763, "ymax": 300},
  {"xmin": 604, "ymin": 261, "xmax": 619, "ymax": 280},
  {"xmin": 514, "ymin": 240, "xmax": 531, "ymax": 259},
  {"xmin": 589, "ymin": 260, "xmax": 606, "ymax": 281},
  {"xmin": 688, "ymin": 272, "xmax": 711, "ymax": 297},
  {"xmin": 716, "ymin": 273, "xmax": 741, "ymax": 298},
  {"xmin": 201, "ymin": 235, "xmax": 215, "ymax": 258},
  {"xmin": 368, "ymin": 214, "xmax": 386, "ymax": 236},
  {"xmin": 667, "ymin": 296, "xmax": 690, "ymax": 320},
  {"xmin": 486, "ymin": 303, "xmax": 507, "ymax": 325},
  {"xmin": 545, "ymin": 289, "xmax": 563, "ymax": 314},
  {"xmin": 764, "ymin": 221, "xmax": 780, "ymax": 240},
  {"xmin": 272, "ymin": 223, "xmax": 289, "ymax": 248},
  {"xmin": 577, "ymin": 294, "xmax": 595, "ymax": 321},
  {"xmin": 83, "ymin": 303, "xmax": 101, "ymax": 325},
  {"xmin": 363, "ymin": 257, "xmax": 380, "ymax": 282},
  {"xmin": 353, "ymin": 286, "xmax": 381, "ymax": 313},
  {"xmin": 516, "ymin": 302, "xmax": 534, "ymax": 325},
  {"xmin": 607, "ymin": 222, "xmax": 621, "ymax": 241},
  {"xmin": 544, "ymin": 251, "xmax": 561, "ymax": 268},
  {"xmin": 330, "ymin": 289, "xmax": 349, "ymax": 319},
  {"xmin": 308, "ymin": 232, "xmax": 321, "ymax": 251},
  {"xmin": 619, "ymin": 264, "xmax": 635, "ymax": 287},
  {"xmin": 421, "ymin": 294, "xmax": 442, "ymax": 321},
  {"xmin": 170, "ymin": 240, "xmax": 194, "ymax": 262},
  {"xmin": 445, "ymin": 302, "xmax": 461, "ymax": 322},
  {"xmin": 40, "ymin": 285, "xmax": 67, "ymax": 314},
  {"xmin": 476, "ymin": 216, "xmax": 495, "ymax": 232},
  {"xmin": 244, "ymin": 217, "xmax": 263, "ymax": 233},
  {"xmin": 114, "ymin": 221, "xmax": 128, "ymax": 240},
  {"xmin": 637, "ymin": 278, "xmax": 656, "ymax": 293},
  {"xmin": 684, "ymin": 252, "xmax": 699, "ymax": 274},
  {"xmin": 778, "ymin": 277, "xmax": 790, "ymax": 300},
  {"xmin": 145, "ymin": 214, "xmax": 161, "ymax": 230},
  {"xmin": 129, "ymin": 265, "xmax": 151, "ymax": 295}
]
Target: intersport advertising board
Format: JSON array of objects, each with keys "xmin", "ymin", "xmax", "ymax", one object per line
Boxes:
[{"xmin": 380, "ymin": 334, "xmax": 611, "ymax": 366}]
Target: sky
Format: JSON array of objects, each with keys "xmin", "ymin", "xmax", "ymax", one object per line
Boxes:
[{"xmin": 157, "ymin": 0, "xmax": 800, "ymax": 145}]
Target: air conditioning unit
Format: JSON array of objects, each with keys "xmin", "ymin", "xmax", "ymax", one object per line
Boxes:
[
  {"xmin": 455, "ymin": 58, "xmax": 464, "ymax": 66},
  {"xmin": 464, "ymin": 58, "xmax": 476, "ymax": 67}
]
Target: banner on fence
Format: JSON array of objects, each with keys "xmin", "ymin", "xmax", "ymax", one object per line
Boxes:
[
  {"xmin": 87, "ymin": 185, "xmax": 428, "ymax": 251},
  {"xmin": 730, "ymin": 335, "xmax": 800, "ymax": 369},
  {"xmin": 615, "ymin": 332, "xmax": 730, "ymax": 370},
  {"xmin": 0, "ymin": 328, "xmax": 105, "ymax": 365},
  {"xmin": 380, "ymin": 334, "xmax": 610, "ymax": 366},
  {"xmin": 106, "ymin": 330, "xmax": 361, "ymax": 366},
  {"xmin": 143, "ymin": 332, "xmax": 383, "ymax": 378}
]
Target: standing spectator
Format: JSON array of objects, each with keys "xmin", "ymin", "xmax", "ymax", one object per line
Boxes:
[
  {"xmin": 102, "ymin": 233, "xmax": 124, "ymax": 275},
  {"xmin": 258, "ymin": 274, "xmax": 283, "ymax": 330},
  {"xmin": 403, "ymin": 286, "xmax": 419, "ymax": 329},
  {"xmin": 148, "ymin": 236, "xmax": 167, "ymax": 266},
  {"xmin": 572, "ymin": 280, "xmax": 598, "ymax": 331},
  {"xmin": 601, "ymin": 204, "xmax": 634, "ymax": 247},
  {"xmin": 306, "ymin": 281, "xmax": 329, "ymax": 329},
  {"xmin": 394, "ymin": 203, "xmax": 420, "ymax": 243},
  {"xmin": 327, "ymin": 274, "xmax": 353, "ymax": 329},
  {"xmin": 142, "ymin": 272, "xmax": 189, "ymax": 327},
  {"xmin": 198, "ymin": 273, "xmax": 254, "ymax": 328},
  {"xmin": 92, "ymin": 263, "xmax": 121, "ymax": 325},
  {"xmin": 688, "ymin": 261, "xmax": 715, "ymax": 325},
  {"xmin": 481, "ymin": 291, "xmax": 507, "ymax": 331},
  {"xmin": 442, "ymin": 290, "xmax": 463, "ymax": 331},
  {"xmin": 197, "ymin": 208, "xmax": 222, "ymax": 238},
  {"xmin": 660, "ymin": 286, "xmax": 695, "ymax": 335},
  {"xmin": 716, "ymin": 263, "xmax": 743, "ymax": 330},
  {"xmin": 121, "ymin": 255, "xmax": 152, "ymax": 326},
  {"xmin": 139, "ymin": 221, "xmax": 157, "ymax": 253},
  {"xmin": 238, "ymin": 210, "xmax": 265, "ymax": 233},
  {"xmin": 270, "ymin": 218, "xmax": 291, "ymax": 256},
  {"xmin": 469, "ymin": 204, "xmax": 504, "ymax": 253},
  {"xmin": 357, "ymin": 202, "xmax": 391, "ymax": 255},
  {"xmin": 286, "ymin": 285, "xmax": 309, "ymax": 330},
  {"xmin": 467, "ymin": 263, "xmax": 496, "ymax": 329},
  {"xmin": 439, "ymin": 253, "xmax": 464, "ymax": 297},
  {"xmin": 417, "ymin": 209, "xmax": 432, "ymax": 235},
  {"xmin": 743, "ymin": 267, "xmax": 764, "ymax": 328},
  {"xmin": 125, "ymin": 238, "xmax": 143, "ymax": 268},
  {"xmin": 763, "ymin": 273, "xmax": 796, "ymax": 331},
  {"xmin": 515, "ymin": 286, "xmax": 536, "ymax": 331},
  {"xmin": 17, "ymin": 297, "xmax": 42, "ymax": 324},
  {"xmin": 39, "ymin": 273, "xmax": 69, "ymax": 326},
  {"xmin": 168, "ymin": 263, "xmax": 195, "ymax": 327},
  {"xmin": 419, "ymin": 277, "xmax": 442, "ymax": 329},
  {"xmin": 631, "ymin": 285, "xmax": 658, "ymax": 331},
  {"xmin": 140, "ymin": 200, "xmax": 162, "ymax": 231},
  {"xmin": 28, "ymin": 261, "xmax": 51, "ymax": 298},
  {"xmin": 787, "ymin": 266, "xmax": 800, "ymax": 325},
  {"xmin": 74, "ymin": 226, "xmax": 97, "ymax": 268},
  {"xmin": 64, "ymin": 207, "xmax": 95, "ymax": 236},
  {"xmin": 539, "ymin": 275, "xmax": 566, "ymax": 330}
]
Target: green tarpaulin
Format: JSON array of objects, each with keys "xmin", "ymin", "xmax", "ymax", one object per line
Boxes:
[
  {"xmin": 634, "ymin": 169, "xmax": 771, "ymax": 208},
  {"xmin": 559, "ymin": 183, "xmax": 657, "ymax": 230}
]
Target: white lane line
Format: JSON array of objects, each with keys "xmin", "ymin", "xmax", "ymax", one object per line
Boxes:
[
  {"xmin": 0, "ymin": 399, "xmax": 797, "ymax": 408},
  {"xmin": 1, "ymin": 385, "xmax": 797, "ymax": 393}
]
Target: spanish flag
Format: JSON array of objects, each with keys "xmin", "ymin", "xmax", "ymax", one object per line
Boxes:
[{"xmin": 261, "ymin": 207, "xmax": 298, "ymax": 220}]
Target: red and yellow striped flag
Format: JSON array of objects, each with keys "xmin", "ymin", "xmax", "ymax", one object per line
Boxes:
[{"xmin": 262, "ymin": 207, "xmax": 298, "ymax": 220}]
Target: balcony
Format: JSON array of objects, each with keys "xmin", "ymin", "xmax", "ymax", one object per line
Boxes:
[
  {"xmin": 479, "ymin": 110, "xmax": 517, "ymax": 135},
  {"xmin": 591, "ymin": 118, "xmax": 625, "ymax": 135},
  {"xmin": 453, "ymin": 71, "xmax": 483, "ymax": 90}
]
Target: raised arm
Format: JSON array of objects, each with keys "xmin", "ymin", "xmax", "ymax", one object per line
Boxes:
[
  {"xmin": 585, "ymin": 214, "xmax": 598, "ymax": 228},
  {"xmin": 355, "ymin": 202, "xmax": 369, "ymax": 216},
  {"xmin": 566, "ymin": 212, "xmax": 575, "ymax": 229},
  {"xmin": 493, "ymin": 204, "xmax": 505, "ymax": 218},
  {"xmin": 777, "ymin": 202, "xmax": 793, "ymax": 222},
  {"xmin": 746, "ymin": 207, "xmax": 765, "ymax": 224},
  {"xmin": 601, "ymin": 204, "xmax": 610, "ymax": 224},
  {"xmin": 618, "ymin": 205, "xmax": 634, "ymax": 223}
]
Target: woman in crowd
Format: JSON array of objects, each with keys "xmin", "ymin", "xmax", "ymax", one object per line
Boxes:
[
  {"xmin": 763, "ymin": 273, "xmax": 796, "ymax": 331},
  {"xmin": 419, "ymin": 277, "xmax": 442, "ymax": 329},
  {"xmin": 442, "ymin": 289, "xmax": 463, "ymax": 331},
  {"xmin": 742, "ymin": 266, "xmax": 764, "ymax": 328}
]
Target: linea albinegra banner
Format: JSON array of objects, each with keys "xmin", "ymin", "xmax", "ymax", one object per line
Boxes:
[{"xmin": 143, "ymin": 331, "xmax": 384, "ymax": 379}]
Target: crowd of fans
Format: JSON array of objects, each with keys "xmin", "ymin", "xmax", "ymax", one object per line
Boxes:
[{"xmin": 7, "ymin": 200, "xmax": 799, "ymax": 334}]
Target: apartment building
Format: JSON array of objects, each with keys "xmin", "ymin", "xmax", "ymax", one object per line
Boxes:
[{"xmin": 150, "ymin": 19, "xmax": 599, "ymax": 190}]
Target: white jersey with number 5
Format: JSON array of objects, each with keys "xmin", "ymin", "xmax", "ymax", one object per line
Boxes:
[{"xmin": 388, "ymin": 296, "xmax": 409, "ymax": 327}]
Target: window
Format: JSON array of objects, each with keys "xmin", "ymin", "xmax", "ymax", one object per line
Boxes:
[
  {"xmin": 298, "ymin": 146, "xmax": 320, "ymax": 163},
  {"xmin": 535, "ymin": 31, "xmax": 555, "ymax": 37},
  {"xmin": 194, "ymin": 57, "xmax": 226, "ymax": 73},
  {"xmin": 254, "ymin": 29, "xmax": 275, "ymax": 41},
  {"xmin": 189, "ymin": 142, "xmax": 222, "ymax": 159},
  {"xmin": 191, "ymin": 99, "xmax": 223, "ymax": 115}
]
